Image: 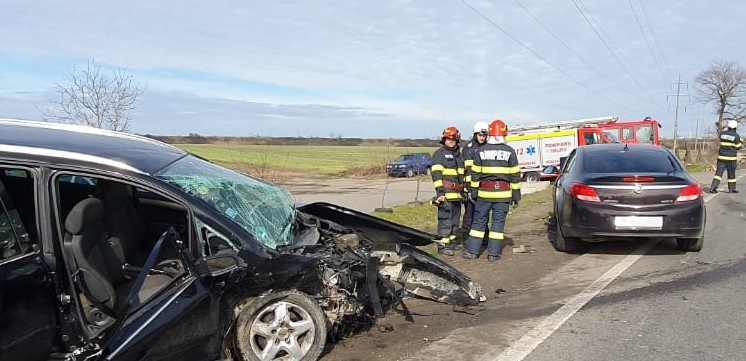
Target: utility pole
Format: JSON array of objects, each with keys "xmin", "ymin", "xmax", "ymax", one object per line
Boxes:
[{"xmin": 668, "ymin": 74, "xmax": 687, "ymax": 158}]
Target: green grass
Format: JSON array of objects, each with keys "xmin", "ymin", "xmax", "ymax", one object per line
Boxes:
[
  {"xmin": 372, "ymin": 188, "xmax": 554, "ymax": 232},
  {"xmin": 684, "ymin": 163, "xmax": 712, "ymax": 173},
  {"xmin": 176, "ymin": 144, "xmax": 437, "ymax": 176}
]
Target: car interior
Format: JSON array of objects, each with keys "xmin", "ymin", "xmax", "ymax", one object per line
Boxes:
[
  {"xmin": 56, "ymin": 175, "xmax": 192, "ymax": 328},
  {"xmin": 1, "ymin": 167, "xmax": 193, "ymax": 331}
]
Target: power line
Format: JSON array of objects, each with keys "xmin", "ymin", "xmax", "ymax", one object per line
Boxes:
[
  {"xmin": 455, "ymin": 0, "xmax": 636, "ymax": 112},
  {"xmin": 570, "ymin": 0, "xmax": 666, "ymax": 112},
  {"xmin": 637, "ymin": 0, "xmax": 672, "ymax": 78},
  {"xmin": 512, "ymin": 0, "xmax": 649, "ymax": 107},
  {"xmin": 627, "ymin": 0, "xmax": 668, "ymax": 83}
]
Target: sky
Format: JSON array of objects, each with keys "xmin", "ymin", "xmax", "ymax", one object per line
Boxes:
[{"xmin": 1, "ymin": 0, "xmax": 745, "ymax": 139}]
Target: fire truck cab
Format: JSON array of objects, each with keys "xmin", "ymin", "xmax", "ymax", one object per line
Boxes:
[{"xmin": 507, "ymin": 116, "xmax": 661, "ymax": 182}]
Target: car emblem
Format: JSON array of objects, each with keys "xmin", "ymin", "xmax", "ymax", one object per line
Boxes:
[{"xmin": 633, "ymin": 183, "xmax": 644, "ymax": 194}]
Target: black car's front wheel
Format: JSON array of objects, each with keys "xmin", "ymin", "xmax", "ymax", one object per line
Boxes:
[
  {"xmin": 406, "ymin": 168, "xmax": 415, "ymax": 177},
  {"xmin": 235, "ymin": 290, "xmax": 327, "ymax": 361}
]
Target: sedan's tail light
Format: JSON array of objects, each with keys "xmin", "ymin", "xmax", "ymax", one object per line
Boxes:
[
  {"xmin": 676, "ymin": 183, "xmax": 702, "ymax": 202},
  {"xmin": 570, "ymin": 183, "xmax": 601, "ymax": 202}
]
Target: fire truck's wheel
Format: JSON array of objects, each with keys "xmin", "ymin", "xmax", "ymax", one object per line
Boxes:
[
  {"xmin": 235, "ymin": 290, "xmax": 327, "ymax": 361},
  {"xmin": 525, "ymin": 172, "xmax": 540, "ymax": 182}
]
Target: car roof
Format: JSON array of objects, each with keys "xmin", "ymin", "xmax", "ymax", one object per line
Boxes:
[
  {"xmin": 0, "ymin": 118, "xmax": 187, "ymax": 175},
  {"xmin": 578, "ymin": 143, "xmax": 665, "ymax": 155}
]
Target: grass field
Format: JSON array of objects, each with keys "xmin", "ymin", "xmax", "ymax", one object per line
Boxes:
[{"xmin": 176, "ymin": 144, "xmax": 437, "ymax": 176}]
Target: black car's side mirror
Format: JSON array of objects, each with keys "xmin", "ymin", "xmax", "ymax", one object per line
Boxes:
[
  {"xmin": 559, "ymin": 156, "xmax": 568, "ymax": 171},
  {"xmin": 196, "ymin": 254, "xmax": 243, "ymax": 276}
]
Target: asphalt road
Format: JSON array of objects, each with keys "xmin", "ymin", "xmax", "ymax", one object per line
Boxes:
[{"xmin": 403, "ymin": 170, "xmax": 746, "ymax": 361}]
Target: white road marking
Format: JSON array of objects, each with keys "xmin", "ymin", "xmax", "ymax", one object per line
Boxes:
[{"xmin": 491, "ymin": 180, "xmax": 724, "ymax": 361}]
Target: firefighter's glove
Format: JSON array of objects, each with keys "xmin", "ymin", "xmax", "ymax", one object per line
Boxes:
[
  {"xmin": 464, "ymin": 191, "xmax": 476, "ymax": 204},
  {"xmin": 470, "ymin": 189, "xmax": 478, "ymax": 203},
  {"xmin": 511, "ymin": 189, "xmax": 521, "ymax": 208}
]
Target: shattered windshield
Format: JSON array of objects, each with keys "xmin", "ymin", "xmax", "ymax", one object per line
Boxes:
[{"xmin": 156, "ymin": 155, "xmax": 296, "ymax": 249}]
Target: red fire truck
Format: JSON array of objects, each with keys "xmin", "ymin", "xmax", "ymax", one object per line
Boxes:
[{"xmin": 506, "ymin": 116, "xmax": 661, "ymax": 181}]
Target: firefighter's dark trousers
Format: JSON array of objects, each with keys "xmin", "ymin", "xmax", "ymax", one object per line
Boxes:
[
  {"xmin": 466, "ymin": 201, "xmax": 509, "ymax": 257},
  {"xmin": 711, "ymin": 161, "xmax": 737, "ymax": 192},
  {"xmin": 462, "ymin": 200, "xmax": 475, "ymax": 236},
  {"xmin": 437, "ymin": 200, "xmax": 462, "ymax": 251}
]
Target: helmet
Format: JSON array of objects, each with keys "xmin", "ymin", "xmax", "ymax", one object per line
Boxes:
[
  {"xmin": 488, "ymin": 119, "xmax": 508, "ymax": 137},
  {"xmin": 728, "ymin": 120, "xmax": 738, "ymax": 129},
  {"xmin": 473, "ymin": 121, "xmax": 489, "ymax": 134},
  {"xmin": 441, "ymin": 126, "xmax": 461, "ymax": 140}
]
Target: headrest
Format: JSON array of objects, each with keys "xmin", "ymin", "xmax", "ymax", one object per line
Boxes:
[
  {"xmin": 100, "ymin": 182, "xmax": 130, "ymax": 210},
  {"xmin": 65, "ymin": 198, "xmax": 104, "ymax": 235}
]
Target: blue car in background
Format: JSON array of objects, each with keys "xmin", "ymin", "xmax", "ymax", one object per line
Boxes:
[{"xmin": 386, "ymin": 152, "xmax": 432, "ymax": 177}]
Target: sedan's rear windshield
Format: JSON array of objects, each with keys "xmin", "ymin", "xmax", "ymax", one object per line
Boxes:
[{"xmin": 584, "ymin": 149, "xmax": 681, "ymax": 173}]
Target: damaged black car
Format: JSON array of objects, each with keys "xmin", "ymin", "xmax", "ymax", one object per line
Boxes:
[{"xmin": 0, "ymin": 119, "xmax": 485, "ymax": 361}]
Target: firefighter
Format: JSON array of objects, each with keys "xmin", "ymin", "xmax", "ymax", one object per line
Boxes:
[
  {"xmin": 464, "ymin": 119, "xmax": 521, "ymax": 261},
  {"xmin": 461, "ymin": 121, "xmax": 489, "ymax": 241},
  {"xmin": 709, "ymin": 120, "xmax": 743, "ymax": 194},
  {"xmin": 431, "ymin": 126, "xmax": 464, "ymax": 256}
]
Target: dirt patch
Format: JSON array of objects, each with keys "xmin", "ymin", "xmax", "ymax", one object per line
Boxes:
[{"xmin": 320, "ymin": 194, "xmax": 574, "ymax": 361}]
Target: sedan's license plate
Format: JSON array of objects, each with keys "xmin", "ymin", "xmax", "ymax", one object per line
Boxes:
[{"xmin": 614, "ymin": 216, "xmax": 662, "ymax": 229}]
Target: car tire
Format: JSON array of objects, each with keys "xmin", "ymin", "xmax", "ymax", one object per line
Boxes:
[
  {"xmin": 554, "ymin": 223, "xmax": 585, "ymax": 254},
  {"xmin": 525, "ymin": 172, "xmax": 540, "ymax": 182},
  {"xmin": 676, "ymin": 236, "xmax": 704, "ymax": 252},
  {"xmin": 406, "ymin": 168, "xmax": 415, "ymax": 177},
  {"xmin": 234, "ymin": 290, "xmax": 327, "ymax": 361}
]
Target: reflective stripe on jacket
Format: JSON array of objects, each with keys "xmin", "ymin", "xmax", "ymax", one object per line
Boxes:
[
  {"xmin": 718, "ymin": 129, "xmax": 742, "ymax": 161},
  {"xmin": 462, "ymin": 140, "xmax": 483, "ymax": 191},
  {"xmin": 471, "ymin": 143, "xmax": 520, "ymax": 201},
  {"xmin": 431, "ymin": 146, "xmax": 464, "ymax": 200}
]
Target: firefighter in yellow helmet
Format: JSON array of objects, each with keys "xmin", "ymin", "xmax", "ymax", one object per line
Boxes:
[
  {"xmin": 431, "ymin": 126, "xmax": 464, "ymax": 256},
  {"xmin": 464, "ymin": 119, "xmax": 521, "ymax": 261}
]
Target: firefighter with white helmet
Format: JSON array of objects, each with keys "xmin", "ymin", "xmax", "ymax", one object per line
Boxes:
[
  {"xmin": 464, "ymin": 119, "xmax": 521, "ymax": 261},
  {"xmin": 709, "ymin": 120, "xmax": 743, "ymax": 193},
  {"xmin": 431, "ymin": 126, "xmax": 465, "ymax": 256},
  {"xmin": 461, "ymin": 121, "xmax": 489, "ymax": 243}
]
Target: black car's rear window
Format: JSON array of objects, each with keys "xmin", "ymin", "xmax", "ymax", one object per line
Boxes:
[{"xmin": 584, "ymin": 148, "xmax": 680, "ymax": 173}]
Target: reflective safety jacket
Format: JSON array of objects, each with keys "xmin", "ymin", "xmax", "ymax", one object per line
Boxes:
[
  {"xmin": 462, "ymin": 140, "xmax": 484, "ymax": 192},
  {"xmin": 470, "ymin": 143, "xmax": 521, "ymax": 202},
  {"xmin": 431, "ymin": 146, "xmax": 464, "ymax": 201},
  {"xmin": 717, "ymin": 128, "xmax": 743, "ymax": 162}
]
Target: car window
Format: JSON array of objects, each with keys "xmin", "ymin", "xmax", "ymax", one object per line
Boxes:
[
  {"xmin": 0, "ymin": 168, "xmax": 34, "ymax": 262},
  {"xmin": 58, "ymin": 174, "xmax": 98, "ymax": 185},
  {"xmin": 584, "ymin": 149, "xmax": 681, "ymax": 173},
  {"xmin": 603, "ymin": 130, "xmax": 620, "ymax": 143},
  {"xmin": 562, "ymin": 150, "xmax": 577, "ymax": 174},
  {"xmin": 621, "ymin": 127, "xmax": 634, "ymax": 140},
  {"xmin": 636, "ymin": 125, "xmax": 654, "ymax": 144}
]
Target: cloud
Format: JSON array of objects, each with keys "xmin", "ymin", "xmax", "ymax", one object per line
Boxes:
[{"xmin": 1, "ymin": 1, "xmax": 745, "ymax": 139}]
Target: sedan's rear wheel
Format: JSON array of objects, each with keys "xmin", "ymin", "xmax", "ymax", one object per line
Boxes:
[
  {"xmin": 235, "ymin": 290, "xmax": 327, "ymax": 361},
  {"xmin": 677, "ymin": 236, "xmax": 704, "ymax": 252},
  {"xmin": 554, "ymin": 224, "xmax": 585, "ymax": 254}
]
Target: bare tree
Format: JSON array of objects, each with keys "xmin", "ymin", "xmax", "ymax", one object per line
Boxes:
[
  {"xmin": 45, "ymin": 59, "xmax": 144, "ymax": 132},
  {"xmin": 695, "ymin": 61, "xmax": 746, "ymax": 134}
]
